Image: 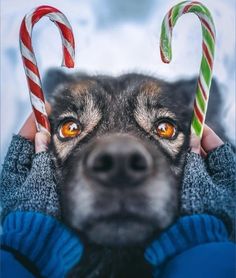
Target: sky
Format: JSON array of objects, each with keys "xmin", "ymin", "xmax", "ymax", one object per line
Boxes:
[{"xmin": 0, "ymin": 0, "xmax": 235, "ymax": 166}]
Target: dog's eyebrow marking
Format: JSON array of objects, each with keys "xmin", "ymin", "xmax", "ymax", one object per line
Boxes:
[
  {"xmin": 58, "ymin": 111, "xmax": 78, "ymax": 121},
  {"xmin": 140, "ymin": 81, "xmax": 162, "ymax": 96},
  {"xmin": 155, "ymin": 108, "xmax": 176, "ymax": 120},
  {"xmin": 134, "ymin": 90, "xmax": 177, "ymax": 133},
  {"xmin": 70, "ymin": 80, "xmax": 97, "ymax": 97}
]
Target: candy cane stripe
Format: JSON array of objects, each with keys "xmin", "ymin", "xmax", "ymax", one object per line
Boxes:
[
  {"xmin": 30, "ymin": 92, "xmax": 47, "ymax": 115},
  {"xmin": 22, "ymin": 57, "xmax": 39, "ymax": 76},
  {"xmin": 20, "ymin": 20, "xmax": 33, "ymax": 51},
  {"xmin": 199, "ymin": 73, "xmax": 209, "ymax": 94},
  {"xmin": 63, "ymin": 38, "xmax": 75, "ymax": 59},
  {"xmin": 20, "ymin": 6, "xmax": 75, "ymax": 134},
  {"xmin": 168, "ymin": 8, "xmax": 174, "ymax": 28},
  {"xmin": 201, "ymin": 17, "xmax": 215, "ymax": 41},
  {"xmin": 56, "ymin": 21, "xmax": 75, "ymax": 49},
  {"xmin": 194, "ymin": 102, "xmax": 204, "ymax": 124},
  {"xmin": 25, "ymin": 13, "xmax": 33, "ymax": 35},
  {"xmin": 195, "ymin": 91, "xmax": 205, "ymax": 115},
  {"xmin": 203, "ymin": 34, "xmax": 215, "ymax": 63},
  {"xmin": 183, "ymin": 2, "xmax": 194, "ymax": 13},
  {"xmin": 63, "ymin": 46, "xmax": 74, "ymax": 67},
  {"xmin": 25, "ymin": 68, "xmax": 41, "ymax": 87},
  {"xmin": 27, "ymin": 78, "xmax": 44, "ymax": 100},
  {"xmin": 196, "ymin": 86, "xmax": 206, "ymax": 112},
  {"xmin": 31, "ymin": 6, "xmax": 58, "ymax": 23},
  {"xmin": 203, "ymin": 42, "xmax": 213, "ymax": 70},
  {"xmin": 20, "ymin": 42, "xmax": 36, "ymax": 64},
  {"xmin": 160, "ymin": 1, "xmax": 215, "ymax": 137},
  {"xmin": 33, "ymin": 107, "xmax": 50, "ymax": 130},
  {"xmin": 191, "ymin": 116, "xmax": 201, "ymax": 136},
  {"xmin": 198, "ymin": 78, "xmax": 207, "ymax": 100},
  {"xmin": 48, "ymin": 12, "xmax": 73, "ymax": 29},
  {"xmin": 201, "ymin": 57, "xmax": 211, "ymax": 85}
]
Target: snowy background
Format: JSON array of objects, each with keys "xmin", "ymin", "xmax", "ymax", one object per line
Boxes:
[{"xmin": 0, "ymin": 0, "xmax": 235, "ymax": 167}]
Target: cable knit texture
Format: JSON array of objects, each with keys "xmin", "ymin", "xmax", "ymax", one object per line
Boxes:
[
  {"xmin": 144, "ymin": 214, "xmax": 229, "ymax": 277},
  {"xmin": 144, "ymin": 214, "xmax": 235, "ymax": 277},
  {"xmin": 1, "ymin": 211, "xmax": 83, "ymax": 277},
  {"xmin": 181, "ymin": 143, "xmax": 236, "ymax": 235},
  {"xmin": 0, "ymin": 135, "xmax": 60, "ymax": 219}
]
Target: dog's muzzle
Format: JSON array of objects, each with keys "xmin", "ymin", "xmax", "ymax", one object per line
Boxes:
[{"xmin": 84, "ymin": 135, "xmax": 154, "ymax": 188}]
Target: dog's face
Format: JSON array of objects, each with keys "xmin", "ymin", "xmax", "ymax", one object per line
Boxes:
[{"xmin": 47, "ymin": 71, "xmax": 194, "ymax": 247}]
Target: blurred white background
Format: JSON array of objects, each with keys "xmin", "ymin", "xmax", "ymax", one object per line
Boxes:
[{"xmin": 0, "ymin": 0, "xmax": 235, "ymax": 167}]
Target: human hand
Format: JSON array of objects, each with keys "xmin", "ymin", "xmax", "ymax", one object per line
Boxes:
[
  {"xmin": 0, "ymin": 104, "xmax": 61, "ymax": 219},
  {"xmin": 190, "ymin": 124, "xmax": 224, "ymax": 156},
  {"xmin": 181, "ymin": 124, "xmax": 236, "ymax": 233}
]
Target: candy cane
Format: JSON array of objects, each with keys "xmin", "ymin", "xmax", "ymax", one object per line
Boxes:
[
  {"xmin": 20, "ymin": 5, "xmax": 75, "ymax": 134},
  {"xmin": 160, "ymin": 1, "xmax": 215, "ymax": 137}
]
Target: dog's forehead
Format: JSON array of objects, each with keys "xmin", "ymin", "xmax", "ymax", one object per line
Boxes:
[
  {"xmin": 51, "ymin": 74, "xmax": 181, "ymax": 128},
  {"xmin": 67, "ymin": 75, "xmax": 164, "ymax": 103}
]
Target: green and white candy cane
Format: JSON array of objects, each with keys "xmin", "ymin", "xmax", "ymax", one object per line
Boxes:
[{"xmin": 160, "ymin": 1, "xmax": 216, "ymax": 137}]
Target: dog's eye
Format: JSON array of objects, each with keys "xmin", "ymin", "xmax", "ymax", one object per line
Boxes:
[
  {"xmin": 155, "ymin": 121, "xmax": 176, "ymax": 139},
  {"xmin": 59, "ymin": 120, "xmax": 81, "ymax": 139}
]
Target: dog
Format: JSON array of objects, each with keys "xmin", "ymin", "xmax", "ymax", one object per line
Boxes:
[{"xmin": 43, "ymin": 69, "xmax": 227, "ymax": 278}]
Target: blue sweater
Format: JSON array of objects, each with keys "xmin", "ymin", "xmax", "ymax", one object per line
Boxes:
[{"xmin": 1, "ymin": 212, "xmax": 235, "ymax": 277}]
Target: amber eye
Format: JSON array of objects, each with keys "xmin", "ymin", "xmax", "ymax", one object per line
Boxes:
[
  {"xmin": 156, "ymin": 121, "xmax": 176, "ymax": 139},
  {"xmin": 59, "ymin": 120, "xmax": 81, "ymax": 139}
]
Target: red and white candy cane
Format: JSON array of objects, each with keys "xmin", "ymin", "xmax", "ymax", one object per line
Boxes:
[
  {"xmin": 160, "ymin": 1, "xmax": 216, "ymax": 137},
  {"xmin": 20, "ymin": 5, "xmax": 75, "ymax": 134}
]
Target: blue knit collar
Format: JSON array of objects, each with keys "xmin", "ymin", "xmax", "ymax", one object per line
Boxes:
[{"xmin": 144, "ymin": 214, "xmax": 228, "ymax": 268}]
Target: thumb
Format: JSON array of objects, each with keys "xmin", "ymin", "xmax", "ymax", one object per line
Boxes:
[{"xmin": 35, "ymin": 132, "xmax": 51, "ymax": 153}]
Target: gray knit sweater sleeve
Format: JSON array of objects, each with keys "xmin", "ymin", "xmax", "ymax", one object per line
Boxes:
[
  {"xmin": 0, "ymin": 135, "xmax": 60, "ymax": 220},
  {"xmin": 181, "ymin": 143, "xmax": 236, "ymax": 234}
]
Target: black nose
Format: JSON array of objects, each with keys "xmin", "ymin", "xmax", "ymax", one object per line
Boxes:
[{"xmin": 85, "ymin": 136, "xmax": 153, "ymax": 187}]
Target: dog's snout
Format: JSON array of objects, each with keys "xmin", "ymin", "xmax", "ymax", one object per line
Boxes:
[{"xmin": 85, "ymin": 136, "xmax": 153, "ymax": 187}]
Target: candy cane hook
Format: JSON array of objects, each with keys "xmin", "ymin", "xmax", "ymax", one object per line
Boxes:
[
  {"xmin": 160, "ymin": 1, "xmax": 216, "ymax": 137},
  {"xmin": 20, "ymin": 5, "xmax": 75, "ymax": 134}
]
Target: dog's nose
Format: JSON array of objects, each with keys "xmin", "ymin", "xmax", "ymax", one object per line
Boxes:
[{"xmin": 85, "ymin": 136, "xmax": 153, "ymax": 187}]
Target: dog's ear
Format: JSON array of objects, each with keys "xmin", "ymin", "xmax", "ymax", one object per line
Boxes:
[
  {"xmin": 172, "ymin": 78, "xmax": 222, "ymax": 108},
  {"xmin": 170, "ymin": 77, "xmax": 196, "ymax": 109},
  {"xmin": 42, "ymin": 68, "xmax": 74, "ymax": 98},
  {"xmin": 171, "ymin": 77, "xmax": 227, "ymax": 140},
  {"xmin": 170, "ymin": 77, "xmax": 221, "ymax": 112}
]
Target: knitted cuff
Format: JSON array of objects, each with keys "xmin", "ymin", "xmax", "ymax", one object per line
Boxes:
[
  {"xmin": 17, "ymin": 152, "xmax": 60, "ymax": 218},
  {"xmin": 181, "ymin": 149, "xmax": 235, "ymax": 234},
  {"xmin": 1, "ymin": 212, "xmax": 83, "ymax": 277},
  {"xmin": 1, "ymin": 150, "xmax": 61, "ymax": 220},
  {"xmin": 144, "ymin": 214, "xmax": 228, "ymax": 268},
  {"xmin": 31, "ymin": 151, "xmax": 56, "ymax": 182},
  {"xmin": 181, "ymin": 152, "xmax": 211, "ymax": 215},
  {"xmin": 1, "ymin": 135, "xmax": 34, "ymax": 174},
  {"xmin": 206, "ymin": 143, "xmax": 236, "ymax": 176},
  {"xmin": 184, "ymin": 152, "xmax": 205, "ymax": 171}
]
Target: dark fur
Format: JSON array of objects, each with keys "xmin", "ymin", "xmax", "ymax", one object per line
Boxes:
[{"xmin": 43, "ymin": 69, "xmax": 226, "ymax": 278}]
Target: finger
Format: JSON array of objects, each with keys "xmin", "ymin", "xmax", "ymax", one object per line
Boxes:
[
  {"xmin": 201, "ymin": 124, "xmax": 224, "ymax": 153},
  {"xmin": 35, "ymin": 132, "xmax": 51, "ymax": 153},
  {"xmin": 200, "ymin": 146, "xmax": 207, "ymax": 158},
  {"xmin": 189, "ymin": 133, "xmax": 201, "ymax": 154},
  {"xmin": 18, "ymin": 102, "xmax": 52, "ymax": 141},
  {"xmin": 19, "ymin": 113, "xmax": 37, "ymax": 141}
]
